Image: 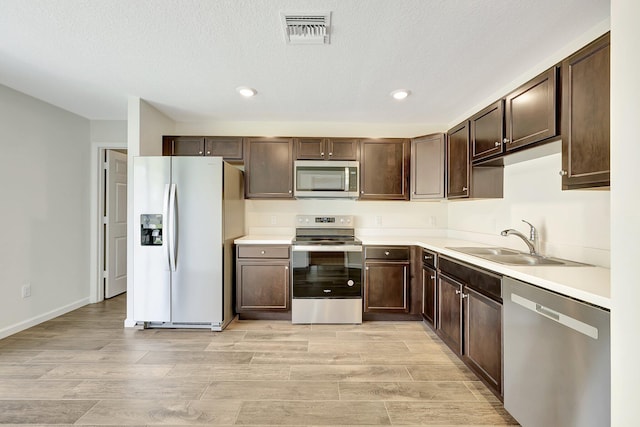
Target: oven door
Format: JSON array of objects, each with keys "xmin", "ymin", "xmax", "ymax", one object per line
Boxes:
[{"xmin": 291, "ymin": 245, "xmax": 363, "ymax": 298}]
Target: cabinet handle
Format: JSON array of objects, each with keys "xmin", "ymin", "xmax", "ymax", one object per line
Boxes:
[
  {"xmin": 198, "ymin": 151, "xmax": 203, "ymax": 155},
  {"xmin": 430, "ymin": 275, "xmax": 436, "ymax": 280},
  {"xmin": 559, "ymin": 170, "xmax": 568, "ymax": 176},
  {"xmin": 329, "ymin": 152, "xmax": 333, "ymax": 156},
  {"xmin": 494, "ymin": 141, "xmax": 500, "ymax": 147},
  {"xmin": 503, "ymin": 138, "xmax": 510, "ymax": 144},
  {"xmin": 365, "ymin": 266, "xmax": 369, "ymax": 270},
  {"xmin": 462, "ymin": 186, "xmax": 468, "ymax": 191},
  {"xmin": 260, "ymin": 250, "xmax": 265, "ymax": 255},
  {"xmin": 455, "ymin": 289, "xmax": 461, "ymax": 295},
  {"xmin": 206, "ymin": 151, "xmax": 211, "ymax": 155},
  {"xmin": 285, "ymin": 266, "xmax": 289, "ymax": 270},
  {"xmin": 424, "ymin": 255, "xmax": 432, "ymax": 260},
  {"xmin": 361, "ymin": 190, "xmax": 364, "ymax": 194},
  {"xmin": 321, "ymin": 152, "xmax": 324, "ymax": 156},
  {"xmin": 462, "ymin": 293, "xmax": 469, "ymax": 299},
  {"xmin": 288, "ymin": 190, "xmax": 292, "ymax": 194},
  {"xmin": 385, "ymin": 251, "xmax": 390, "ymax": 256}
]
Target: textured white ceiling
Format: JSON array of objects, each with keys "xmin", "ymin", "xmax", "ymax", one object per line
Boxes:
[{"xmin": 0, "ymin": 0, "xmax": 610, "ymax": 124}]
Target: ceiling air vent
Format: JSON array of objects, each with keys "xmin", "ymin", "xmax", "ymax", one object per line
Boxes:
[{"xmin": 281, "ymin": 12, "xmax": 331, "ymax": 45}]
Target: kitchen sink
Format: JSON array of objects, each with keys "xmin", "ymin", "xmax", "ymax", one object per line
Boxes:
[{"xmin": 447, "ymin": 247, "xmax": 589, "ymax": 266}]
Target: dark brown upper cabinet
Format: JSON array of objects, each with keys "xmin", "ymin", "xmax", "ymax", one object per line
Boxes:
[
  {"xmin": 163, "ymin": 136, "xmax": 243, "ymax": 161},
  {"xmin": 204, "ymin": 136, "xmax": 243, "ymax": 160},
  {"xmin": 561, "ymin": 32, "xmax": 610, "ymax": 190},
  {"xmin": 504, "ymin": 67, "xmax": 558, "ymax": 152},
  {"xmin": 447, "ymin": 121, "xmax": 470, "ymax": 199},
  {"xmin": 244, "ymin": 137, "xmax": 294, "ymax": 199},
  {"xmin": 296, "ymin": 138, "xmax": 359, "ymax": 161},
  {"xmin": 470, "ymin": 100, "xmax": 505, "ymax": 163},
  {"xmin": 360, "ymin": 139, "xmax": 410, "ymax": 200},
  {"xmin": 163, "ymin": 136, "xmax": 205, "ymax": 156},
  {"xmin": 410, "ymin": 133, "xmax": 446, "ymax": 200}
]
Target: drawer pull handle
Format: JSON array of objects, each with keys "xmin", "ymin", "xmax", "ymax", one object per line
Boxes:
[
  {"xmin": 323, "ymin": 289, "xmax": 331, "ymax": 293},
  {"xmin": 385, "ymin": 251, "xmax": 390, "ymax": 256},
  {"xmin": 260, "ymin": 250, "xmax": 265, "ymax": 255},
  {"xmin": 424, "ymin": 255, "xmax": 432, "ymax": 260}
]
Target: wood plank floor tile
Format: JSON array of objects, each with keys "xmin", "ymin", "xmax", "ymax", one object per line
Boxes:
[
  {"xmin": 236, "ymin": 400, "xmax": 391, "ymax": 425},
  {"xmin": 137, "ymin": 350, "xmax": 254, "ymax": 365},
  {"xmin": 0, "ymin": 400, "xmax": 97, "ymax": 424},
  {"xmin": 385, "ymin": 401, "xmax": 519, "ymax": 425},
  {"xmin": 338, "ymin": 381, "xmax": 479, "ymax": 401},
  {"xmin": 205, "ymin": 340, "xmax": 308, "ymax": 352},
  {"xmin": 63, "ymin": 379, "xmax": 210, "ymax": 400},
  {"xmin": 0, "ymin": 337, "xmax": 113, "ymax": 351},
  {"xmin": 335, "ymin": 331, "xmax": 429, "ymax": 341},
  {"xmin": 242, "ymin": 330, "xmax": 338, "ymax": 341},
  {"xmin": 0, "ymin": 350, "xmax": 41, "ymax": 363},
  {"xmin": 360, "ymin": 352, "xmax": 459, "ymax": 365},
  {"xmin": 0, "ymin": 379, "xmax": 83, "ymax": 399},
  {"xmin": 250, "ymin": 351, "xmax": 362, "ymax": 365},
  {"xmin": 41, "ymin": 363, "xmax": 174, "ymax": 379},
  {"xmin": 290, "ymin": 365, "xmax": 411, "ymax": 382},
  {"xmin": 76, "ymin": 399, "xmax": 241, "ymax": 425},
  {"xmin": 308, "ymin": 341, "xmax": 410, "ymax": 354},
  {"xmin": 101, "ymin": 339, "xmax": 213, "ymax": 352},
  {"xmin": 167, "ymin": 364, "xmax": 291, "ymax": 381},
  {"xmin": 406, "ymin": 364, "xmax": 478, "ymax": 381},
  {"xmin": 28, "ymin": 349, "xmax": 148, "ymax": 364},
  {"xmin": 225, "ymin": 320, "xmax": 311, "ymax": 331},
  {"xmin": 202, "ymin": 380, "xmax": 339, "ymax": 401},
  {"xmin": 0, "ymin": 363, "xmax": 58, "ymax": 379}
]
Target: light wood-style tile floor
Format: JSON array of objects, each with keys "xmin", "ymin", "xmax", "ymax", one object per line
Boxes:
[{"xmin": 0, "ymin": 295, "xmax": 518, "ymax": 426}]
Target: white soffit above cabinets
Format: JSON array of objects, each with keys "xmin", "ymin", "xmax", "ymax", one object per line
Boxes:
[{"xmin": 0, "ymin": 0, "xmax": 610, "ymax": 124}]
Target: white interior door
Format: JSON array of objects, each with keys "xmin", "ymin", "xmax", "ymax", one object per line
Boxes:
[{"xmin": 105, "ymin": 150, "xmax": 128, "ymax": 298}]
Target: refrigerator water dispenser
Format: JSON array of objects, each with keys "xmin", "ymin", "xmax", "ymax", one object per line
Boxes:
[{"xmin": 140, "ymin": 214, "xmax": 163, "ymax": 246}]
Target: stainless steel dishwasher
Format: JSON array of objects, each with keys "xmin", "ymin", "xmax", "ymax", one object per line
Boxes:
[{"xmin": 503, "ymin": 277, "xmax": 610, "ymax": 427}]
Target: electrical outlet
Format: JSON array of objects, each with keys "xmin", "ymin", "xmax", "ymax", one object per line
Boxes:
[
  {"xmin": 270, "ymin": 215, "xmax": 277, "ymax": 225},
  {"xmin": 375, "ymin": 216, "xmax": 382, "ymax": 226},
  {"xmin": 22, "ymin": 284, "xmax": 31, "ymax": 298}
]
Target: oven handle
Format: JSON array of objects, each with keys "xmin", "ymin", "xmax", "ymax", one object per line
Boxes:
[{"xmin": 292, "ymin": 245, "xmax": 363, "ymax": 252}]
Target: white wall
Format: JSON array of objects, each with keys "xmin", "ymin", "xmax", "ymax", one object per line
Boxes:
[
  {"xmin": 125, "ymin": 97, "xmax": 175, "ymax": 326},
  {"xmin": 447, "ymin": 142, "xmax": 610, "ymax": 267},
  {"xmin": 610, "ymin": 0, "xmax": 640, "ymax": 424},
  {"xmin": 0, "ymin": 84, "xmax": 91, "ymax": 338},
  {"xmin": 245, "ymin": 199, "xmax": 447, "ymax": 238},
  {"xmin": 90, "ymin": 120, "xmax": 127, "ymax": 143}
]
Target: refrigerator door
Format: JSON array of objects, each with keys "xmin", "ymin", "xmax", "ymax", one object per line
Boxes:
[
  {"xmin": 171, "ymin": 157, "xmax": 224, "ymax": 324},
  {"xmin": 133, "ymin": 157, "xmax": 171, "ymax": 322}
]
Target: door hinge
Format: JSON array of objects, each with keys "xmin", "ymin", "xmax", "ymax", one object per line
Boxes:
[
  {"xmin": 102, "ymin": 216, "xmax": 108, "ymax": 224},
  {"xmin": 102, "ymin": 270, "xmax": 108, "ymax": 279}
]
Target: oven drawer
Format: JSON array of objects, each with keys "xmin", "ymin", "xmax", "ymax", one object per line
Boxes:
[
  {"xmin": 365, "ymin": 246, "xmax": 410, "ymax": 260},
  {"xmin": 237, "ymin": 245, "xmax": 290, "ymax": 259}
]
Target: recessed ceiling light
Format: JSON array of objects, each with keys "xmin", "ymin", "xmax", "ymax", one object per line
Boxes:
[
  {"xmin": 390, "ymin": 89, "xmax": 411, "ymax": 100},
  {"xmin": 236, "ymin": 86, "xmax": 257, "ymax": 97}
]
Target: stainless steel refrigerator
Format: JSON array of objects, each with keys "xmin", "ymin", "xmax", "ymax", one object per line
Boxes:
[{"xmin": 132, "ymin": 156, "xmax": 244, "ymax": 331}]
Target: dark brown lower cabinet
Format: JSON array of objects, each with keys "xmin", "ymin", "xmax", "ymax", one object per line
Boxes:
[
  {"xmin": 364, "ymin": 261, "xmax": 410, "ymax": 312},
  {"xmin": 463, "ymin": 286, "xmax": 502, "ymax": 394},
  {"xmin": 436, "ymin": 256, "xmax": 503, "ymax": 397},
  {"xmin": 236, "ymin": 245, "xmax": 290, "ymax": 317},
  {"xmin": 437, "ymin": 274, "xmax": 463, "ymax": 354}
]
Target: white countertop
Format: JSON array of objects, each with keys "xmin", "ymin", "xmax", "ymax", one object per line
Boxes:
[{"xmin": 235, "ymin": 234, "xmax": 611, "ymax": 310}]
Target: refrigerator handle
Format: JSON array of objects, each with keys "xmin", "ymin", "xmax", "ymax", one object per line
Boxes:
[
  {"xmin": 168, "ymin": 183, "xmax": 177, "ymax": 272},
  {"xmin": 162, "ymin": 183, "xmax": 171, "ymax": 269}
]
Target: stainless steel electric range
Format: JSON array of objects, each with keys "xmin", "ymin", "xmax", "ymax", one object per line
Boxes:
[{"xmin": 291, "ymin": 215, "xmax": 363, "ymax": 324}]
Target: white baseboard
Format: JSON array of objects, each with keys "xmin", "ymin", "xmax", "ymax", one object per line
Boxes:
[
  {"xmin": 123, "ymin": 318, "xmax": 139, "ymax": 328},
  {"xmin": 0, "ymin": 297, "xmax": 91, "ymax": 340}
]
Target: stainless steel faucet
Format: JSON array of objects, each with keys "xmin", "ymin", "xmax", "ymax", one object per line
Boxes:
[{"xmin": 501, "ymin": 220, "xmax": 538, "ymax": 255}]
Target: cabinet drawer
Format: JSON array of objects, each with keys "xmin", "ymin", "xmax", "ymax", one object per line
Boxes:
[
  {"xmin": 237, "ymin": 245, "xmax": 290, "ymax": 259},
  {"xmin": 365, "ymin": 246, "xmax": 410, "ymax": 260},
  {"xmin": 439, "ymin": 256, "xmax": 502, "ymax": 302},
  {"xmin": 422, "ymin": 249, "xmax": 438, "ymax": 268}
]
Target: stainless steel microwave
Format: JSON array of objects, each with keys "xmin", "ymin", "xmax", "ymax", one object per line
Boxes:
[{"xmin": 294, "ymin": 160, "xmax": 359, "ymax": 198}]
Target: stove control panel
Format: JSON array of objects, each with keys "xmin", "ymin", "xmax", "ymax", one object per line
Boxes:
[{"xmin": 295, "ymin": 215, "xmax": 354, "ymax": 228}]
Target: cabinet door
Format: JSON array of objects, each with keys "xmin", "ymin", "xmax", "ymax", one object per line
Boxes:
[
  {"xmin": 205, "ymin": 137, "xmax": 243, "ymax": 160},
  {"xmin": 236, "ymin": 260, "xmax": 290, "ymax": 311},
  {"xmin": 437, "ymin": 273, "xmax": 463, "ymax": 355},
  {"xmin": 327, "ymin": 138, "xmax": 360, "ymax": 160},
  {"xmin": 360, "ymin": 139, "xmax": 410, "ymax": 200},
  {"xmin": 505, "ymin": 67, "xmax": 558, "ymax": 152},
  {"xmin": 421, "ymin": 265, "xmax": 437, "ymax": 327},
  {"xmin": 411, "ymin": 133, "xmax": 445, "ymax": 199},
  {"xmin": 164, "ymin": 136, "xmax": 206, "ymax": 156},
  {"xmin": 470, "ymin": 100, "xmax": 504, "ymax": 162},
  {"xmin": 561, "ymin": 32, "xmax": 610, "ymax": 190},
  {"xmin": 446, "ymin": 122, "xmax": 470, "ymax": 199},
  {"xmin": 364, "ymin": 261, "xmax": 409, "ymax": 312},
  {"xmin": 463, "ymin": 286, "xmax": 502, "ymax": 395},
  {"xmin": 245, "ymin": 138, "xmax": 294, "ymax": 198},
  {"xmin": 296, "ymin": 138, "xmax": 326, "ymax": 160}
]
